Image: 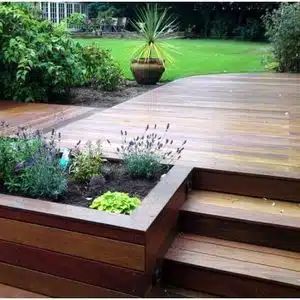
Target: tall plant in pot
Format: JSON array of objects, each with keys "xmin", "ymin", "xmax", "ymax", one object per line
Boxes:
[{"xmin": 130, "ymin": 4, "xmax": 177, "ymax": 85}]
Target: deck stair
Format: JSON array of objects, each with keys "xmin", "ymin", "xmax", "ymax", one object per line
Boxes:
[{"xmin": 162, "ymin": 190, "xmax": 300, "ymax": 297}]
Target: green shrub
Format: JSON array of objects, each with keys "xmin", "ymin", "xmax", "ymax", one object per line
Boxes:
[
  {"xmin": 233, "ymin": 19, "xmax": 264, "ymax": 41},
  {"xmin": 90, "ymin": 191, "xmax": 141, "ymax": 214},
  {"xmin": 263, "ymin": 3, "xmax": 300, "ymax": 72},
  {"xmin": 0, "ymin": 125, "xmax": 68, "ymax": 199},
  {"xmin": 108, "ymin": 124, "xmax": 186, "ymax": 179},
  {"xmin": 82, "ymin": 45, "xmax": 124, "ymax": 91},
  {"xmin": 0, "ymin": 4, "xmax": 86, "ymax": 102},
  {"xmin": 0, "ymin": 4, "xmax": 123, "ymax": 102},
  {"xmin": 69, "ymin": 140, "xmax": 102, "ymax": 183},
  {"xmin": 6, "ymin": 151, "xmax": 67, "ymax": 199}
]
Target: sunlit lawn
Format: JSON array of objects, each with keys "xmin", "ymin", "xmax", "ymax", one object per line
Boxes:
[{"xmin": 76, "ymin": 38, "xmax": 268, "ymax": 81}]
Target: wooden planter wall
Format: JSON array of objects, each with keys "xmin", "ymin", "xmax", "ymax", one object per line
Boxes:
[{"xmin": 0, "ymin": 165, "xmax": 192, "ymax": 297}]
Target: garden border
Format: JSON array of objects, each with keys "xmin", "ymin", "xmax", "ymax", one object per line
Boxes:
[{"xmin": 0, "ymin": 164, "xmax": 192, "ymax": 297}]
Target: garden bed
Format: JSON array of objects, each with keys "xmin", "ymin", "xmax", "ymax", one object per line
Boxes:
[
  {"xmin": 53, "ymin": 81, "xmax": 162, "ymax": 108},
  {"xmin": 0, "ymin": 160, "xmax": 161, "ymax": 208},
  {"xmin": 0, "ymin": 164, "xmax": 192, "ymax": 297}
]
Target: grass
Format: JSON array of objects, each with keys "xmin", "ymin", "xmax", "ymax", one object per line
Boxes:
[{"xmin": 76, "ymin": 38, "xmax": 268, "ymax": 81}]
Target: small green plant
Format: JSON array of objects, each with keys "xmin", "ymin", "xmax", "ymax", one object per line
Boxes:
[
  {"xmin": 69, "ymin": 140, "xmax": 102, "ymax": 183},
  {"xmin": 90, "ymin": 191, "xmax": 141, "ymax": 215},
  {"xmin": 107, "ymin": 124, "xmax": 186, "ymax": 179},
  {"xmin": 131, "ymin": 4, "xmax": 178, "ymax": 64}
]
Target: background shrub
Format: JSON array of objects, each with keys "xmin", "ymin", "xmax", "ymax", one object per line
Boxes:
[
  {"xmin": 90, "ymin": 191, "xmax": 141, "ymax": 214},
  {"xmin": 82, "ymin": 45, "xmax": 124, "ymax": 91},
  {"xmin": 263, "ymin": 3, "xmax": 300, "ymax": 72},
  {"xmin": 0, "ymin": 4, "xmax": 123, "ymax": 102}
]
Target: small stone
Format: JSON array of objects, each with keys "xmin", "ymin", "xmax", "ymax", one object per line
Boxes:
[{"xmin": 272, "ymin": 202, "xmax": 276, "ymax": 207}]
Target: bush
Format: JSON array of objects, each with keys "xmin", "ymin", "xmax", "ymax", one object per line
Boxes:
[
  {"xmin": 0, "ymin": 125, "xmax": 68, "ymax": 199},
  {"xmin": 0, "ymin": 4, "xmax": 85, "ymax": 102},
  {"xmin": 108, "ymin": 124, "xmax": 186, "ymax": 179},
  {"xmin": 82, "ymin": 45, "xmax": 124, "ymax": 91},
  {"xmin": 263, "ymin": 3, "xmax": 300, "ymax": 72},
  {"xmin": 0, "ymin": 4, "xmax": 124, "ymax": 102},
  {"xmin": 69, "ymin": 140, "xmax": 103, "ymax": 183},
  {"xmin": 90, "ymin": 191, "xmax": 141, "ymax": 214}
]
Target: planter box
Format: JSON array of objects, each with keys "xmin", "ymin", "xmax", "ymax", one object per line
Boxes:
[{"xmin": 0, "ymin": 165, "xmax": 192, "ymax": 297}]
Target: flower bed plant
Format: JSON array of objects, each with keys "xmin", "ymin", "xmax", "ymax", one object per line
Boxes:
[{"xmin": 0, "ymin": 121, "xmax": 186, "ymax": 215}]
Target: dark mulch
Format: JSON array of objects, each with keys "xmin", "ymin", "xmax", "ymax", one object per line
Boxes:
[
  {"xmin": 61, "ymin": 160, "xmax": 162, "ymax": 208},
  {"xmin": 59, "ymin": 81, "xmax": 163, "ymax": 108},
  {"xmin": 0, "ymin": 161, "xmax": 163, "ymax": 209}
]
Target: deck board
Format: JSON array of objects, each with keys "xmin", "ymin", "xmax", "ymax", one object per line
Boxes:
[
  {"xmin": 55, "ymin": 73, "xmax": 300, "ymax": 179},
  {"xmin": 1, "ymin": 73, "xmax": 299, "ymax": 179},
  {"xmin": 166, "ymin": 233, "xmax": 300, "ymax": 287}
]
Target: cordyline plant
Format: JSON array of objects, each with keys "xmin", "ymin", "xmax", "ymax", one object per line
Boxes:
[
  {"xmin": 107, "ymin": 123, "xmax": 186, "ymax": 179},
  {"xmin": 131, "ymin": 4, "xmax": 178, "ymax": 65}
]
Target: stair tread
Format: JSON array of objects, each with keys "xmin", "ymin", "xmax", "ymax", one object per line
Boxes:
[
  {"xmin": 165, "ymin": 233, "xmax": 300, "ymax": 287},
  {"xmin": 182, "ymin": 190, "xmax": 300, "ymax": 228}
]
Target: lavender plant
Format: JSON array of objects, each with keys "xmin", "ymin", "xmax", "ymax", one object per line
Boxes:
[
  {"xmin": 0, "ymin": 123, "xmax": 67, "ymax": 199},
  {"xmin": 107, "ymin": 123, "xmax": 186, "ymax": 179}
]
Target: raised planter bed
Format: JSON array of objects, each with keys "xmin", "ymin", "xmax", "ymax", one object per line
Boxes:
[{"xmin": 0, "ymin": 163, "xmax": 192, "ymax": 297}]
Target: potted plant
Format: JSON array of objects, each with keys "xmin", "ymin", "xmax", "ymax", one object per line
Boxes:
[{"xmin": 130, "ymin": 4, "xmax": 177, "ymax": 85}]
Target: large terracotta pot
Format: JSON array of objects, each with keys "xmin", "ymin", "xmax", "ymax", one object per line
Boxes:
[{"xmin": 130, "ymin": 58, "xmax": 165, "ymax": 85}]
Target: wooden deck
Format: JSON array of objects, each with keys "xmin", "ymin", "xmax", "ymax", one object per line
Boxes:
[
  {"xmin": 54, "ymin": 73, "xmax": 300, "ymax": 179},
  {"xmin": 0, "ymin": 73, "xmax": 299, "ymax": 179}
]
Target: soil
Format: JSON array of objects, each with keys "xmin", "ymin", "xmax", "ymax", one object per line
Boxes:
[
  {"xmin": 0, "ymin": 161, "xmax": 164, "ymax": 209},
  {"xmin": 64, "ymin": 81, "xmax": 163, "ymax": 108},
  {"xmin": 61, "ymin": 161, "xmax": 162, "ymax": 208}
]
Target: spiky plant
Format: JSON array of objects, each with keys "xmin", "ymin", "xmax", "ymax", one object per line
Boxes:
[{"xmin": 131, "ymin": 4, "xmax": 177, "ymax": 65}]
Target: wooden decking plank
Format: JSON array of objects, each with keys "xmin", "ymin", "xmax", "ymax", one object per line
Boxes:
[{"xmin": 165, "ymin": 234, "xmax": 300, "ymax": 287}]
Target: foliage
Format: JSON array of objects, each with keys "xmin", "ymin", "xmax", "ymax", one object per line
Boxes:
[
  {"xmin": 88, "ymin": 3, "xmax": 118, "ymax": 19},
  {"xmin": 0, "ymin": 4, "xmax": 124, "ymax": 102},
  {"xmin": 90, "ymin": 191, "xmax": 141, "ymax": 215},
  {"xmin": 263, "ymin": 3, "xmax": 300, "ymax": 72},
  {"xmin": 69, "ymin": 140, "xmax": 103, "ymax": 183},
  {"xmin": 7, "ymin": 149, "xmax": 67, "ymax": 199},
  {"xmin": 108, "ymin": 124, "xmax": 186, "ymax": 179},
  {"xmin": 81, "ymin": 45, "xmax": 124, "ymax": 91},
  {"xmin": 0, "ymin": 3, "xmax": 86, "ymax": 102},
  {"xmin": 0, "ymin": 122, "xmax": 41, "ymax": 183},
  {"xmin": 67, "ymin": 12, "xmax": 86, "ymax": 30},
  {"xmin": 233, "ymin": 19, "xmax": 264, "ymax": 41},
  {"xmin": 131, "ymin": 4, "xmax": 177, "ymax": 64},
  {"xmin": 0, "ymin": 124, "xmax": 67, "ymax": 199}
]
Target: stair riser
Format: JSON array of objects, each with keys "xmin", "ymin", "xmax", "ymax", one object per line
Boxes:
[
  {"xmin": 192, "ymin": 169, "xmax": 300, "ymax": 203},
  {"xmin": 162, "ymin": 260, "xmax": 300, "ymax": 298},
  {"xmin": 179, "ymin": 212, "xmax": 300, "ymax": 252}
]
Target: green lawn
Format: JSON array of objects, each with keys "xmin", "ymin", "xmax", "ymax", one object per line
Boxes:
[{"xmin": 76, "ymin": 38, "xmax": 268, "ymax": 81}]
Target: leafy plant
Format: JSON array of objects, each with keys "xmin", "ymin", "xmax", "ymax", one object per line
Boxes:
[
  {"xmin": 108, "ymin": 124, "xmax": 186, "ymax": 179},
  {"xmin": 90, "ymin": 191, "xmax": 141, "ymax": 214},
  {"xmin": 263, "ymin": 3, "xmax": 300, "ymax": 72},
  {"xmin": 0, "ymin": 124, "xmax": 67, "ymax": 199},
  {"xmin": 82, "ymin": 45, "xmax": 124, "ymax": 91},
  {"xmin": 131, "ymin": 4, "xmax": 177, "ymax": 64},
  {"xmin": 67, "ymin": 12, "xmax": 86, "ymax": 30},
  {"xmin": 0, "ymin": 4, "xmax": 86, "ymax": 102},
  {"xmin": 69, "ymin": 140, "xmax": 103, "ymax": 183}
]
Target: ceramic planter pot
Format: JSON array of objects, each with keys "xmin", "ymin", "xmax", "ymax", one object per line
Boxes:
[{"xmin": 130, "ymin": 58, "xmax": 165, "ymax": 85}]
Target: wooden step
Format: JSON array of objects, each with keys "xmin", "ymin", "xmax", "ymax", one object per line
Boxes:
[
  {"xmin": 179, "ymin": 190, "xmax": 300, "ymax": 251},
  {"xmin": 0, "ymin": 283, "xmax": 45, "ymax": 298},
  {"xmin": 163, "ymin": 233, "xmax": 300, "ymax": 297}
]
